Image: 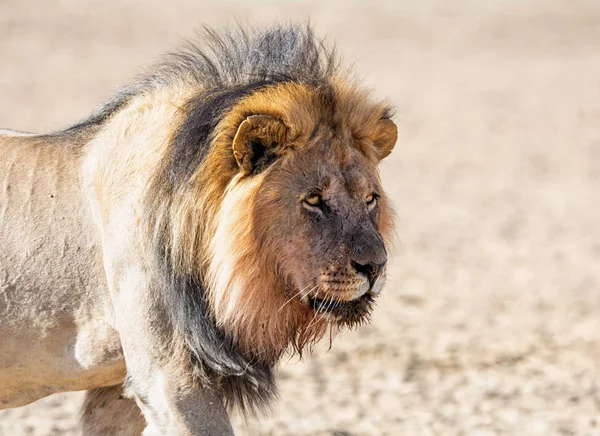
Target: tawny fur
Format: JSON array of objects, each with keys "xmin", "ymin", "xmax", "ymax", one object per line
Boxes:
[{"xmin": 0, "ymin": 25, "xmax": 396, "ymax": 434}]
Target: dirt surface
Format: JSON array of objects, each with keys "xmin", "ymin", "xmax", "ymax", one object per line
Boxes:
[{"xmin": 1, "ymin": 1, "xmax": 600, "ymax": 435}]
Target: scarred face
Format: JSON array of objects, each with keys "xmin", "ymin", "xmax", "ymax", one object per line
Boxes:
[
  {"xmin": 252, "ymin": 138, "xmax": 391, "ymax": 327},
  {"xmin": 204, "ymin": 82, "xmax": 396, "ymax": 359}
]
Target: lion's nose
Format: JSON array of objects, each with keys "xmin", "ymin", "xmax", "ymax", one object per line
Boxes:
[
  {"xmin": 348, "ymin": 222, "xmax": 387, "ymax": 286},
  {"xmin": 351, "ymin": 259, "xmax": 386, "ymax": 287}
]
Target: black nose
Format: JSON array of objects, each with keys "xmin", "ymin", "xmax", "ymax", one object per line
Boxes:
[{"xmin": 351, "ymin": 260, "xmax": 386, "ymax": 286}]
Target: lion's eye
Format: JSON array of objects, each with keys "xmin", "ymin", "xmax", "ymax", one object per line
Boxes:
[
  {"xmin": 304, "ymin": 194, "xmax": 323, "ymax": 208},
  {"xmin": 366, "ymin": 193, "xmax": 378, "ymax": 207}
]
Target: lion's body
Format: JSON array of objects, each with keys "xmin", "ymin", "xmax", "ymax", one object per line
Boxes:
[
  {"xmin": 0, "ymin": 87, "xmax": 236, "ymax": 433},
  {"xmin": 0, "ymin": 25, "xmax": 396, "ymax": 434},
  {"xmin": 0, "ymin": 131, "xmax": 124, "ymax": 408}
]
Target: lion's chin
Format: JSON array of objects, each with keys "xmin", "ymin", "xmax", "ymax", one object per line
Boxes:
[{"xmin": 307, "ymin": 292, "xmax": 375, "ymax": 327}]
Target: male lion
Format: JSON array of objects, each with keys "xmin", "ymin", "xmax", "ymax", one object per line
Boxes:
[{"xmin": 0, "ymin": 25, "xmax": 396, "ymax": 434}]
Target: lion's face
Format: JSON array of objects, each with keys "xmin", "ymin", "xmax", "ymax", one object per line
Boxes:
[
  {"xmin": 254, "ymin": 140, "xmax": 389, "ymax": 327},
  {"xmin": 202, "ymin": 83, "xmax": 396, "ymax": 360}
]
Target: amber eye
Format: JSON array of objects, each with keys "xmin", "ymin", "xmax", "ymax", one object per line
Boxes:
[
  {"xmin": 304, "ymin": 194, "xmax": 323, "ymax": 208},
  {"xmin": 366, "ymin": 193, "xmax": 378, "ymax": 207}
]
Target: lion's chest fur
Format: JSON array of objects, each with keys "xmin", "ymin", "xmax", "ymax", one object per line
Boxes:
[{"xmin": 0, "ymin": 134, "xmax": 125, "ymax": 409}]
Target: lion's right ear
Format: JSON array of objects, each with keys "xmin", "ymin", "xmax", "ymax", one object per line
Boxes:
[{"xmin": 232, "ymin": 115, "xmax": 289, "ymax": 174}]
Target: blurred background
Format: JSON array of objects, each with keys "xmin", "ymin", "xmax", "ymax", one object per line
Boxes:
[{"xmin": 1, "ymin": 0, "xmax": 599, "ymax": 435}]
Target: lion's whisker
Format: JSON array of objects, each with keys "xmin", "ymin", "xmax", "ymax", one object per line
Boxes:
[
  {"xmin": 301, "ymin": 284, "xmax": 320, "ymax": 301},
  {"xmin": 278, "ymin": 283, "xmax": 317, "ymax": 312},
  {"xmin": 305, "ymin": 299, "xmax": 321, "ymax": 331},
  {"xmin": 317, "ymin": 293, "xmax": 335, "ymax": 325},
  {"xmin": 307, "ymin": 292, "xmax": 331, "ymax": 330}
]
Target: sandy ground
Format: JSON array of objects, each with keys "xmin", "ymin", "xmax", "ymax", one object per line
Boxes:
[{"xmin": 1, "ymin": 0, "xmax": 600, "ymax": 435}]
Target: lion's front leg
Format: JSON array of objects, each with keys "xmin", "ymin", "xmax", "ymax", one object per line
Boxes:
[
  {"xmin": 105, "ymin": 261, "xmax": 234, "ymax": 435},
  {"xmin": 86, "ymin": 141, "xmax": 235, "ymax": 434},
  {"xmin": 81, "ymin": 385, "xmax": 145, "ymax": 436},
  {"xmin": 126, "ymin": 371, "xmax": 234, "ymax": 436}
]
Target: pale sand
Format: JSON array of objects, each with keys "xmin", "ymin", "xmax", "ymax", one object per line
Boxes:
[{"xmin": 1, "ymin": 1, "xmax": 599, "ymax": 434}]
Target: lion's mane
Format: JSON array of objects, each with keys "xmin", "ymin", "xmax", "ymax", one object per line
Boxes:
[{"xmin": 71, "ymin": 25, "xmax": 393, "ymax": 413}]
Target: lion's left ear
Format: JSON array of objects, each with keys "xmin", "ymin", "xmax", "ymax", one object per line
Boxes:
[
  {"xmin": 232, "ymin": 115, "xmax": 289, "ymax": 174},
  {"xmin": 372, "ymin": 119, "xmax": 398, "ymax": 161}
]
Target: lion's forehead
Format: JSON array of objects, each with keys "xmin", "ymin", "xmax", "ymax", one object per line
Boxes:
[{"xmin": 279, "ymin": 143, "xmax": 380, "ymax": 196}]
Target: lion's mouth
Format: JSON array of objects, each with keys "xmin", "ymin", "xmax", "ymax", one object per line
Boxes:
[{"xmin": 307, "ymin": 292, "xmax": 375, "ymax": 324}]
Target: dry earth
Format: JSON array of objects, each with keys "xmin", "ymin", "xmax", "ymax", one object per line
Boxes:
[{"xmin": 1, "ymin": 0, "xmax": 600, "ymax": 435}]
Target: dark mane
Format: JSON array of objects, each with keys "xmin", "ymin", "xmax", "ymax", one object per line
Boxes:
[
  {"xmin": 65, "ymin": 24, "xmax": 338, "ymax": 134},
  {"xmin": 138, "ymin": 24, "xmax": 340, "ymax": 415},
  {"xmin": 159, "ymin": 24, "xmax": 338, "ymax": 88}
]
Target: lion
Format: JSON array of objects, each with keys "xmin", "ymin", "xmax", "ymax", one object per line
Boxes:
[{"xmin": 0, "ymin": 25, "xmax": 397, "ymax": 434}]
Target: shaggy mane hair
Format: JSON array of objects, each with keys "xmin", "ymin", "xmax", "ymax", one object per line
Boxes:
[
  {"xmin": 142, "ymin": 25, "xmax": 341, "ymax": 414},
  {"xmin": 72, "ymin": 24, "xmax": 393, "ymax": 414},
  {"xmin": 67, "ymin": 24, "xmax": 339, "ymax": 136}
]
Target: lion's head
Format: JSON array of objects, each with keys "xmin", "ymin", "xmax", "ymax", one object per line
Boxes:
[
  {"xmin": 144, "ymin": 25, "xmax": 396, "ymax": 409},
  {"xmin": 197, "ymin": 82, "xmax": 396, "ymax": 362}
]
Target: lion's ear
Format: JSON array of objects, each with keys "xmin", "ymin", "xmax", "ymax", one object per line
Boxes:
[
  {"xmin": 232, "ymin": 115, "xmax": 289, "ymax": 174},
  {"xmin": 372, "ymin": 119, "xmax": 397, "ymax": 160}
]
